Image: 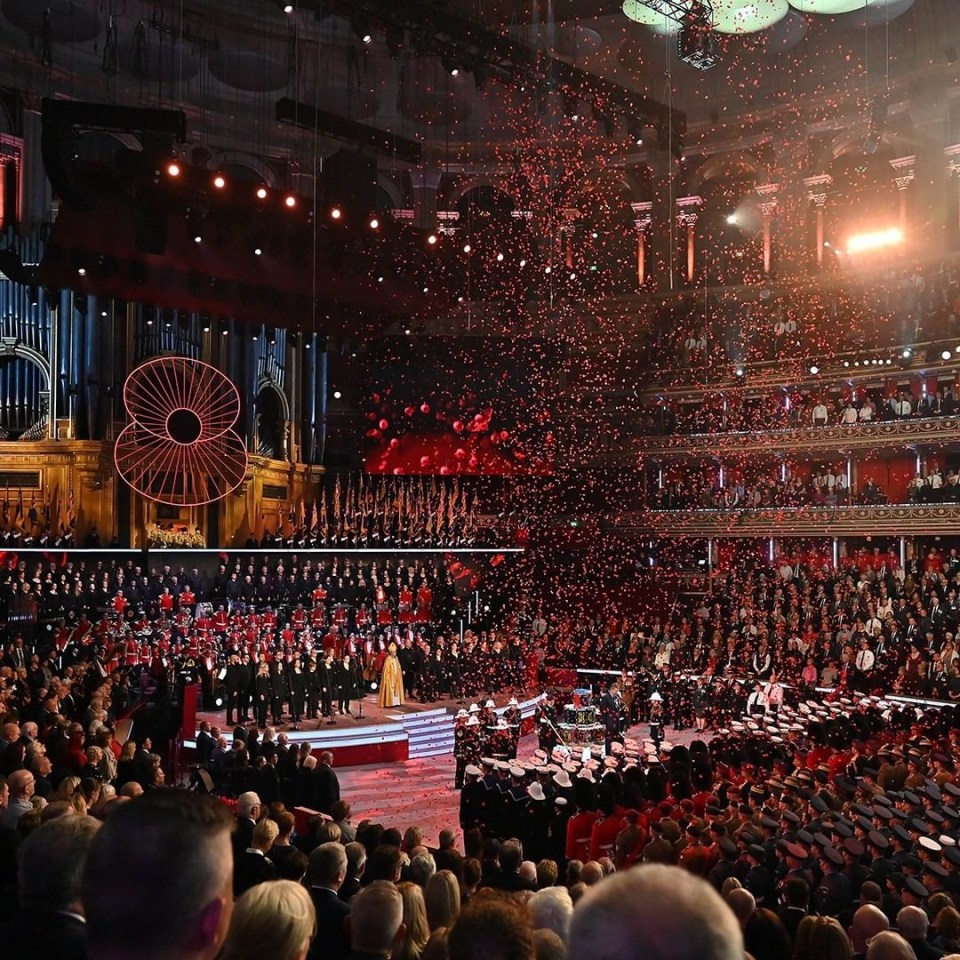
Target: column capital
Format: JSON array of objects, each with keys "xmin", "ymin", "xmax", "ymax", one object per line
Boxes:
[
  {"xmin": 676, "ymin": 195, "xmax": 702, "ymax": 226},
  {"xmin": 889, "ymin": 155, "xmax": 916, "ymax": 191},
  {"xmin": 803, "ymin": 174, "xmax": 832, "ymax": 206},
  {"xmin": 632, "ymin": 200, "xmax": 653, "ymax": 231},
  {"xmin": 945, "ymin": 144, "xmax": 960, "ymax": 176},
  {"xmin": 436, "ymin": 210, "xmax": 460, "ymax": 235}
]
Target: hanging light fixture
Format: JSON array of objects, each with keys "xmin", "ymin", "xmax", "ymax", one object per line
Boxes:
[
  {"xmin": 788, "ymin": 0, "xmax": 867, "ymax": 14},
  {"xmin": 713, "ymin": 0, "xmax": 790, "ymax": 33}
]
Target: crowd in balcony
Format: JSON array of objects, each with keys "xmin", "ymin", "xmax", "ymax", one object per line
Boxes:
[
  {"xmin": 640, "ymin": 255, "xmax": 960, "ymax": 379},
  {"xmin": 537, "ymin": 543, "xmax": 960, "ymax": 707},
  {"xmin": 636, "ymin": 382, "xmax": 960, "ymax": 439}
]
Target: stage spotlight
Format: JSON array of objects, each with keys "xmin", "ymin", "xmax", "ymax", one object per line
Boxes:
[
  {"xmin": 726, "ymin": 214, "xmax": 737, "ymax": 225},
  {"xmin": 284, "ymin": 194, "xmax": 297, "ymax": 208},
  {"xmin": 809, "ymin": 364, "xmax": 819, "ymax": 375},
  {"xmin": 442, "ymin": 57, "xmax": 461, "ymax": 77},
  {"xmin": 256, "ymin": 185, "xmax": 268, "ymax": 199},
  {"xmin": 351, "ymin": 15, "xmax": 372, "ymax": 43},
  {"xmin": 254, "ymin": 246, "xmax": 262, "ymax": 256},
  {"xmin": 886, "ymin": 358, "xmax": 893, "ymax": 365},
  {"xmin": 267, "ymin": 326, "xmax": 277, "ymax": 345},
  {"xmin": 846, "ymin": 227, "xmax": 903, "ymax": 254},
  {"xmin": 282, "ymin": 3, "xmax": 294, "ymax": 12},
  {"xmin": 330, "ymin": 206, "xmax": 342, "ymax": 220},
  {"xmin": 735, "ymin": 365, "xmax": 745, "ymax": 378},
  {"xmin": 902, "ymin": 347, "xmax": 913, "ymax": 359},
  {"xmin": 942, "ymin": 349, "xmax": 953, "ymax": 361},
  {"xmin": 194, "ymin": 234, "xmax": 202, "ymax": 243},
  {"xmin": 496, "ymin": 252, "xmax": 504, "ymax": 262},
  {"xmin": 544, "ymin": 265, "xmax": 552, "ymax": 274},
  {"xmin": 213, "ymin": 174, "xmax": 226, "ymax": 189},
  {"xmin": 843, "ymin": 360, "xmax": 849, "ymax": 367},
  {"xmin": 427, "ymin": 233, "xmax": 438, "ymax": 246},
  {"xmin": 166, "ymin": 161, "xmax": 181, "ymax": 177},
  {"xmin": 215, "ymin": 694, "xmax": 224, "ymax": 707},
  {"xmin": 369, "ymin": 216, "xmax": 379, "ymax": 229},
  {"xmin": 77, "ymin": 267, "xmax": 87, "ymax": 276},
  {"xmin": 333, "ymin": 390, "xmax": 342, "ymax": 399},
  {"xmin": 463, "ymin": 243, "xmax": 471, "ymax": 253}
]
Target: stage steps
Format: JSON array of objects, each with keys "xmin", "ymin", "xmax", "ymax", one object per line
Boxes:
[{"xmin": 389, "ymin": 707, "xmax": 457, "ymax": 759}]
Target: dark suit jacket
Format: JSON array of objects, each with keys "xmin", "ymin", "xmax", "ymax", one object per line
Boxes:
[
  {"xmin": 313, "ymin": 764, "xmax": 340, "ymax": 814},
  {"xmin": 233, "ymin": 849, "xmax": 277, "ymax": 895},
  {"xmin": 0, "ymin": 908, "xmax": 89, "ymax": 960},
  {"xmin": 309, "ymin": 886, "xmax": 351, "ymax": 960}
]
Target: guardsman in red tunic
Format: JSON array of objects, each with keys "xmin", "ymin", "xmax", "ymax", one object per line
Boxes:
[
  {"xmin": 292, "ymin": 604, "xmax": 308, "ymax": 631},
  {"xmin": 416, "ymin": 584, "xmax": 432, "ymax": 623},
  {"xmin": 398, "ymin": 582, "xmax": 414, "ymax": 624},
  {"xmin": 124, "ymin": 634, "xmax": 140, "ymax": 667},
  {"xmin": 213, "ymin": 606, "xmax": 230, "ymax": 633},
  {"xmin": 375, "ymin": 583, "xmax": 391, "ymax": 625},
  {"xmin": 280, "ymin": 623, "xmax": 295, "ymax": 647},
  {"xmin": 263, "ymin": 607, "xmax": 278, "ymax": 631},
  {"xmin": 112, "ymin": 591, "xmax": 127, "ymax": 616},
  {"xmin": 355, "ymin": 604, "xmax": 371, "ymax": 630},
  {"xmin": 179, "ymin": 586, "xmax": 196, "ymax": 609}
]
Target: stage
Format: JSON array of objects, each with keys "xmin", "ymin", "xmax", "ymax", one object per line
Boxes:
[{"xmin": 183, "ymin": 690, "xmax": 545, "ymax": 766}]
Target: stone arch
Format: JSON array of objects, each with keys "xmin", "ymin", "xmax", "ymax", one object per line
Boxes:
[
  {"xmin": 255, "ymin": 377, "xmax": 288, "ymax": 460},
  {"xmin": 203, "ymin": 151, "xmax": 283, "ymax": 188},
  {"xmin": 0, "ymin": 341, "xmax": 50, "ymax": 387},
  {"xmin": 688, "ymin": 150, "xmax": 764, "ymax": 194},
  {"xmin": 444, "ymin": 175, "xmax": 520, "ymax": 211},
  {"xmin": 376, "ymin": 172, "xmax": 404, "ymax": 210}
]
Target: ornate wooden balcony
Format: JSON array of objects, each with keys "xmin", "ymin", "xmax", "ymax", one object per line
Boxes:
[
  {"xmin": 571, "ymin": 415, "xmax": 960, "ymax": 464},
  {"xmin": 611, "ymin": 503, "xmax": 960, "ymax": 537}
]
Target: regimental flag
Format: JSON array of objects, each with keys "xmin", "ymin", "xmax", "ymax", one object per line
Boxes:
[
  {"xmin": 298, "ymin": 497, "xmax": 306, "ymax": 531},
  {"xmin": 14, "ymin": 488, "xmax": 24, "ymax": 531},
  {"xmin": 310, "ymin": 498, "xmax": 319, "ymax": 535}
]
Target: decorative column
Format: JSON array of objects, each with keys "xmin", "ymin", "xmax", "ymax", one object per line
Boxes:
[
  {"xmin": 560, "ymin": 208, "xmax": 580, "ymax": 269},
  {"xmin": 803, "ymin": 175, "xmax": 832, "ymax": 267},
  {"xmin": 945, "ymin": 145, "xmax": 960, "ymax": 236},
  {"xmin": 756, "ymin": 183, "xmax": 778, "ymax": 275},
  {"xmin": 889, "ymin": 155, "xmax": 915, "ymax": 231},
  {"xmin": 631, "ymin": 201, "xmax": 653, "ymax": 286},
  {"xmin": 409, "ymin": 167, "xmax": 443, "ymax": 230},
  {"xmin": 676, "ymin": 195, "xmax": 702, "ymax": 283}
]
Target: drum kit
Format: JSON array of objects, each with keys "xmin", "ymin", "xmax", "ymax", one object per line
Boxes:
[{"xmin": 557, "ymin": 687, "xmax": 604, "ymax": 747}]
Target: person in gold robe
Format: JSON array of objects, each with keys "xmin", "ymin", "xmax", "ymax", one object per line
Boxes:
[{"xmin": 378, "ymin": 642, "xmax": 405, "ymax": 708}]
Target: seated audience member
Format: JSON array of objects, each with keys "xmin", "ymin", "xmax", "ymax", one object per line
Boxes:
[
  {"xmin": 849, "ymin": 905, "xmax": 890, "ymax": 960},
  {"xmin": 528, "ymin": 887, "xmax": 573, "ymax": 944},
  {"xmin": 865, "ymin": 932, "xmax": 917, "ymax": 960},
  {"xmin": 221, "ymin": 880, "xmax": 316, "ymax": 960},
  {"xmin": 897, "ymin": 907, "xmax": 944, "ymax": 960},
  {"xmin": 568, "ymin": 864, "xmax": 743, "ymax": 960},
  {"xmin": 396, "ymin": 881, "xmax": 431, "ymax": 960},
  {"xmin": 425, "ymin": 870, "xmax": 462, "ymax": 932},
  {"xmin": 82, "ymin": 791, "xmax": 235, "ymax": 960},
  {"xmin": 346, "ymin": 881, "xmax": 406, "ymax": 960},
  {"xmin": 0, "ymin": 815, "xmax": 101, "ymax": 960},
  {"xmin": 448, "ymin": 892, "xmax": 536, "ymax": 960},
  {"xmin": 341, "ymin": 841, "xmax": 367, "ymax": 902},
  {"xmin": 307, "ymin": 841, "xmax": 350, "ymax": 960}
]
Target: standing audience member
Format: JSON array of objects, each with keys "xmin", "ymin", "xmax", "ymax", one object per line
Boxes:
[
  {"xmin": 82, "ymin": 791, "xmax": 235, "ymax": 960},
  {"xmin": 221, "ymin": 881, "xmax": 316, "ymax": 960},
  {"xmin": 307, "ymin": 842, "xmax": 351, "ymax": 960},
  {"xmin": 568, "ymin": 865, "xmax": 743, "ymax": 960},
  {"xmin": 0, "ymin": 815, "xmax": 101, "ymax": 960}
]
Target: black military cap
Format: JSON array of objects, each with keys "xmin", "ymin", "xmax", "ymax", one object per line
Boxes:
[{"xmin": 822, "ymin": 846, "xmax": 844, "ymax": 867}]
